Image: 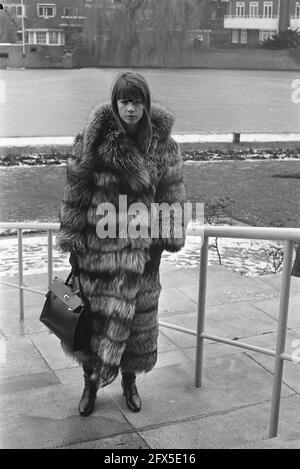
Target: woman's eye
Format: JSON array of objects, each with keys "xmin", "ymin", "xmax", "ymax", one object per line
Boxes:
[{"xmin": 119, "ymin": 99, "xmax": 142, "ymax": 105}]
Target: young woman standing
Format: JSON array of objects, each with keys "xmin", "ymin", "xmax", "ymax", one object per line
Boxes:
[{"xmin": 56, "ymin": 72, "xmax": 188, "ymax": 416}]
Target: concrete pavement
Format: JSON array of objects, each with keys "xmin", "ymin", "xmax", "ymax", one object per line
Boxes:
[{"xmin": 0, "ymin": 261, "xmax": 300, "ymax": 449}]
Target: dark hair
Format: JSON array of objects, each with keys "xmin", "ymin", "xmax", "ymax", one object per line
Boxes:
[{"xmin": 111, "ymin": 72, "xmax": 152, "ymax": 146}]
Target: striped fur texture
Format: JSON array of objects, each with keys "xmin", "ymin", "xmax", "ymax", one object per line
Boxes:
[{"xmin": 56, "ymin": 102, "xmax": 187, "ymax": 387}]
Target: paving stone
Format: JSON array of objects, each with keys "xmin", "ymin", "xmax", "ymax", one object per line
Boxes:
[
  {"xmin": 0, "ymin": 383, "xmax": 131, "ymax": 449},
  {"xmin": 248, "ymin": 353, "xmax": 300, "ymax": 393},
  {"xmin": 158, "ymin": 287, "xmax": 197, "ymax": 317},
  {"xmin": 235, "ymin": 436, "xmax": 300, "ymax": 449},
  {"xmin": 139, "ymin": 395, "xmax": 300, "ymax": 449},
  {"xmin": 0, "ymin": 311, "xmax": 48, "ymax": 338},
  {"xmin": 183, "ymin": 330, "xmax": 300, "ymax": 393},
  {"xmin": 260, "ymin": 273, "xmax": 300, "ymax": 294},
  {"xmin": 159, "ymin": 312, "xmax": 198, "ymax": 341},
  {"xmin": 0, "ymin": 288, "xmax": 45, "ymax": 312},
  {"xmin": 158, "ymin": 326, "xmax": 198, "ymax": 349},
  {"xmin": 106, "ymin": 355, "xmax": 294, "ymax": 430},
  {"xmin": 183, "ymin": 330, "xmax": 300, "ymax": 361},
  {"xmin": 30, "ymin": 332, "xmax": 79, "ymax": 371},
  {"xmin": 155, "ymin": 349, "xmax": 193, "ymax": 369},
  {"xmin": 178, "ymin": 266, "xmax": 279, "ymax": 306},
  {"xmin": 254, "ymin": 293, "xmax": 300, "ymax": 328},
  {"xmin": 64, "ymin": 432, "xmax": 149, "ymax": 449},
  {"xmin": 0, "ymin": 370, "xmax": 60, "ymax": 396},
  {"xmin": 203, "ymin": 301, "xmax": 278, "ymax": 339},
  {"xmin": 0, "ymin": 336, "xmax": 50, "ymax": 379},
  {"xmin": 157, "ymin": 331, "xmax": 178, "ymax": 353},
  {"xmin": 0, "ymin": 283, "xmax": 48, "ymax": 337},
  {"xmin": 55, "ymin": 366, "xmax": 82, "ymax": 385},
  {"xmin": 160, "ymin": 300, "xmax": 278, "ymax": 346},
  {"xmin": 160, "ymin": 268, "xmax": 199, "ymax": 289}
]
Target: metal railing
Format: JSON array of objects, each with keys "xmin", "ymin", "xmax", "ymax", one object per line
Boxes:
[{"xmin": 0, "ymin": 222, "xmax": 300, "ymax": 439}]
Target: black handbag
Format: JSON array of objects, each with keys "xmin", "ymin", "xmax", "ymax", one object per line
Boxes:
[{"xmin": 40, "ymin": 268, "xmax": 91, "ymax": 352}]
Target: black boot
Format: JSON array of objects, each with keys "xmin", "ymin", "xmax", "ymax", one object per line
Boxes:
[
  {"xmin": 78, "ymin": 364, "xmax": 99, "ymax": 417},
  {"xmin": 121, "ymin": 371, "xmax": 141, "ymax": 413}
]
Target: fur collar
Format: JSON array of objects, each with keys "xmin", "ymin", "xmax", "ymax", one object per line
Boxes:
[{"xmin": 82, "ymin": 102, "xmax": 174, "ymax": 153}]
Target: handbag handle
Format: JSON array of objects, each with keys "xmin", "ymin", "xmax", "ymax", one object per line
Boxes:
[{"xmin": 67, "ymin": 253, "xmax": 86, "ymax": 301}]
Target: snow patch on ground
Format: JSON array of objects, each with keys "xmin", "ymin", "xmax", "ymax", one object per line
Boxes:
[{"xmin": 0, "ymin": 233, "xmax": 284, "ymax": 278}]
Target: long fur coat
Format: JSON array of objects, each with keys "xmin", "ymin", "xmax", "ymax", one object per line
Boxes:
[{"xmin": 56, "ymin": 102, "xmax": 187, "ymax": 387}]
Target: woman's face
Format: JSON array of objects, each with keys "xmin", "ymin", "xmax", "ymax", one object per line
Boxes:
[{"xmin": 117, "ymin": 98, "xmax": 144, "ymax": 132}]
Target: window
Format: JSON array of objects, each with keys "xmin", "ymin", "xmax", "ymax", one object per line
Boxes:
[
  {"xmin": 63, "ymin": 7, "xmax": 77, "ymax": 17},
  {"xmin": 37, "ymin": 4, "xmax": 56, "ymax": 18},
  {"xmin": 28, "ymin": 31, "xmax": 35, "ymax": 44},
  {"xmin": 236, "ymin": 2, "xmax": 245, "ymax": 17},
  {"xmin": 249, "ymin": 2, "xmax": 259, "ymax": 17},
  {"xmin": 241, "ymin": 30, "xmax": 247, "ymax": 44},
  {"xmin": 296, "ymin": 3, "xmax": 300, "ymax": 19},
  {"xmin": 263, "ymin": 2, "xmax": 273, "ymax": 18},
  {"xmin": 49, "ymin": 31, "xmax": 59, "ymax": 44},
  {"xmin": 259, "ymin": 30, "xmax": 276, "ymax": 41},
  {"xmin": 232, "ymin": 29, "xmax": 239, "ymax": 43},
  {"xmin": 36, "ymin": 31, "xmax": 47, "ymax": 44},
  {"xmin": 5, "ymin": 3, "xmax": 24, "ymax": 17},
  {"xmin": 28, "ymin": 30, "xmax": 64, "ymax": 45},
  {"xmin": 0, "ymin": 53, "xmax": 9, "ymax": 58}
]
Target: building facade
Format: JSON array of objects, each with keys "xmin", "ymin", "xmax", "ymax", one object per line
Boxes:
[
  {"xmin": 290, "ymin": 0, "xmax": 300, "ymax": 30},
  {"xmin": 223, "ymin": 0, "xmax": 299, "ymax": 46},
  {"xmin": 0, "ymin": 0, "xmax": 87, "ymax": 67},
  {"xmin": 1, "ymin": 0, "xmax": 87, "ymax": 45}
]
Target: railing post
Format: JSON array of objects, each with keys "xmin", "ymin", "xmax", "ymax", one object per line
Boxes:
[
  {"xmin": 17, "ymin": 228, "xmax": 24, "ymax": 321},
  {"xmin": 269, "ymin": 240, "xmax": 294, "ymax": 438},
  {"xmin": 195, "ymin": 235, "xmax": 209, "ymax": 388},
  {"xmin": 48, "ymin": 230, "xmax": 53, "ymax": 287}
]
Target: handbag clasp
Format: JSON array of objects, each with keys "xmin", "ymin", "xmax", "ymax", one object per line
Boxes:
[{"xmin": 64, "ymin": 294, "xmax": 70, "ymax": 301}]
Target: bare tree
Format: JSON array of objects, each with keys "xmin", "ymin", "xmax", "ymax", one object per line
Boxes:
[
  {"xmin": 83, "ymin": 0, "xmax": 203, "ymax": 66},
  {"xmin": 0, "ymin": 15, "xmax": 17, "ymax": 43},
  {"xmin": 142, "ymin": 0, "xmax": 202, "ymax": 67},
  {"xmin": 115, "ymin": 0, "xmax": 146, "ymax": 46}
]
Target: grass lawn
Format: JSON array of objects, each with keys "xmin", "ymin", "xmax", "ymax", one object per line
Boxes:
[
  {"xmin": 184, "ymin": 160, "xmax": 300, "ymax": 228},
  {"xmin": 0, "ymin": 160, "xmax": 299, "ymax": 228}
]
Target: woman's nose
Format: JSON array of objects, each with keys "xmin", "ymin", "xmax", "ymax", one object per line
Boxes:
[{"xmin": 127, "ymin": 102, "xmax": 135, "ymax": 112}]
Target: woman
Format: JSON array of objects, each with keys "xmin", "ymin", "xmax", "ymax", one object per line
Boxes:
[{"xmin": 56, "ymin": 72, "xmax": 187, "ymax": 417}]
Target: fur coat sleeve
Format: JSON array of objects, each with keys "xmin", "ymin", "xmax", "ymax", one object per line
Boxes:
[
  {"xmin": 56, "ymin": 132, "xmax": 93, "ymax": 255},
  {"xmin": 153, "ymin": 137, "xmax": 188, "ymax": 252}
]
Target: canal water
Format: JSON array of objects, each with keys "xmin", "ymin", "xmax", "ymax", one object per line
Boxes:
[{"xmin": 0, "ymin": 68, "xmax": 299, "ymax": 137}]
